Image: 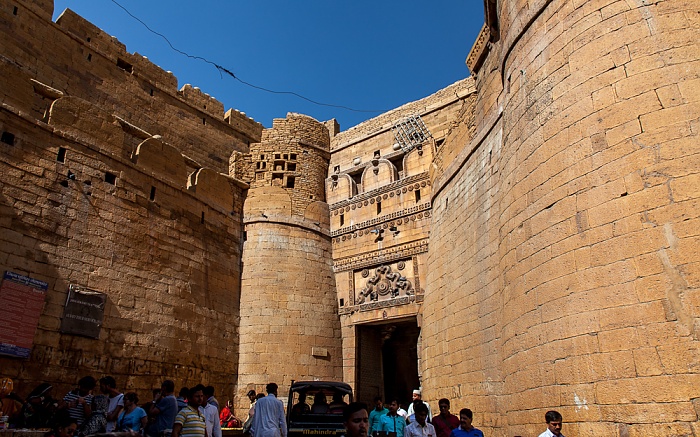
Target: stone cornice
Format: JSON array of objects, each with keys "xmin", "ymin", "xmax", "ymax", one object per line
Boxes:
[
  {"xmin": 338, "ymin": 294, "xmax": 424, "ymax": 315},
  {"xmin": 466, "ymin": 24, "xmax": 491, "ymax": 75},
  {"xmin": 331, "ymin": 203, "xmax": 431, "ymax": 237},
  {"xmin": 333, "ymin": 239, "xmax": 429, "ymax": 272}
]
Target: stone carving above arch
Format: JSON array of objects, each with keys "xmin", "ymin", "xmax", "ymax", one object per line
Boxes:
[
  {"xmin": 403, "ymin": 142, "xmax": 434, "ymax": 178},
  {"xmin": 356, "ymin": 265, "xmax": 414, "ymax": 304}
]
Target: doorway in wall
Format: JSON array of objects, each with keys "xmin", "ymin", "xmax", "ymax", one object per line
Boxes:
[{"xmin": 355, "ymin": 318, "xmax": 420, "ymax": 409}]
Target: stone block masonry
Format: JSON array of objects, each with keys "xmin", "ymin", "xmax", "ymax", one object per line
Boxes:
[
  {"xmin": 0, "ymin": 0, "xmax": 257, "ymax": 401},
  {"xmin": 424, "ymin": 0, "xmax": 700, "ymax": 435},
  {"xmin": 1, "ymin": 0, "xmax": 698, "ymax": 434}
]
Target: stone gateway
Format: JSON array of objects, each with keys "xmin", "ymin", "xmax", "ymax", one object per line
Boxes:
[{"xmin": 0, "ymin": 1, "xmax": 697, "ymax": 436}]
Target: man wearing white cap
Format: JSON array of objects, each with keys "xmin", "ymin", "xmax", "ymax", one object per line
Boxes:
[{"xmin": 406, "ymin": 389, "xmax": 432, "ymax": 422}]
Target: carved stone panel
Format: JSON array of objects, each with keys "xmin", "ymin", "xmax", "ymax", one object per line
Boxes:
[{"xmin": 355, "ymin": 262, "xmax": 414, "ymax": 304}]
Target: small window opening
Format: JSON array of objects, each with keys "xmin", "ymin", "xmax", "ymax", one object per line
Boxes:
[
  {"xmin": 204, "ymin": 104, "xmax": 207, "ymax": 110},
  {"xmin": 334, "ymin": 165, "xmax": 340, "ymax": 173},
  {"xmin": 340, "ymin": 214, "xmax": 345, "ymax": 227},
  {"xmin": 415, "ymin": 190, "xmax": 421, "ymax": 203},
  {"xmin": 116, "ymin": 58, "xmax": 133, "ymax": 73},
  {"xmin": 256, "ymin": 162, "xmax": 261, "ymax": 170},
  {"xmin": 373, "ymin": 150, "xmax": 380, "ymax": 159},
  {"xmin": 260, "ymin": 154, "xmax": 265, "ymax": 160},
  {"xmin": 287, "ymin": 162, "xmax": 296, "ymax": 171},
  {"xmin": 201, "ymin": 211, "xmax": 205, "ymax": 224},
  {"xmin": 105, "ymin": 172, "xmax": 116, "ymax": 185},
  {"xmin": 150, "ymin": 88, "xmax": 154, "ymax": 96},
  {"xmin": 283, "ymin": 154, "xmax": 288, "ymax": 160},
  {"xmin": 149, "ymin": 186, "xmax": 156, "ymax": 201},
  {"xmin": 86, "ymin": 37, "xmax": 91, "ymax": 42},
  {"xmin": 83, "ymin": 180, "xmax": 91, "ymax": 186},
  {"xmin": 286, "ymin": 176, "xmax": 295, "ymax": 188},
  {"xmin": 243, "ymin": 231, "xmax": 247, "ymax": 242},
  {"xmin": 376, "ymin": 202, "xmax": 382, "ymax": 215},
  {"xmin": 13, "ymin": 6, "xmax": 18, "ymax": 15},
  {"xmin": 56, "ymin": 147, "xmax": 67, "ymax": 163},
  {"xmin": 59, "ymin": 180, "xmax": 68, "ymax": 188},
  {"xmin": 261, "ymin": 162, "xmax": 266, "ymax": 169},
  {"xmin": 339, "ymin": 298, "xmax": 345, "ymax": 307},
  {"xmin": 445, "ymin": 197, "xmax": 449, "ymax": 208},
  {"xmin": 1, "ymin": 131, "xmax": 15, "ymax": 145},
  {"xmin": 350, "ymin": 171, "xmax": 362, "ymax": 187},
  {"xmin": 290, "ymin": 153, "xmax": 297, "ymax": 160},
  {"xmin": 272, "ymin": 173, "xmax": 283, "ymax": 185},
  {"xmin": 87, "ymin": 53, "xmax": 92, "ymax": 61},
  {"xmin": 435, "ymin": 138, "xmax": 445, "ymax": 148},
  {"xmin": 275, "ymin": 153, "xmax": 281, "ymax": 159},
  {"xmin": 389, "ymin": 155, "xmax": 404, "ymax": 175},
  {"xmin": 202, "ymin": 118, "xmax": 206, "ymax": 125}
]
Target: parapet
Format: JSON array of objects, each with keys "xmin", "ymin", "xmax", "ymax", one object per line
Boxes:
[
  {"xmin": 332, "ymin": 78, "xmax": 475, "ymax": 151},
  {"xmin": 179, "ymin": 84, "xmax": 225, "ymax": 119},
  {"xmin": 265, "ymin": 112, "xmax": 331, "ymax": 152},
  {"xmin": 225, "ymin": 108, "xmax": 263, "ymax": 144},
  {"xmin": 52, "ymin": 5, "xmax": 261, "ymax": 144}
]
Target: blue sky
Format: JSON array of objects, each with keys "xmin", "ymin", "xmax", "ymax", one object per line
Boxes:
[{"xmin": 53, "ymin": 1, "xmax": 485, "ymax": 130}]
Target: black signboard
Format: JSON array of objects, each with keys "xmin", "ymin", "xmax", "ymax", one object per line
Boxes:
[{"xmin": 60, "ymin": 285, "xmax": 106, "ymax": 339}]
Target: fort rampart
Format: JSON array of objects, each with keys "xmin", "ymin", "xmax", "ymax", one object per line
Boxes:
[
  {"xmin": 0, "ymin": 0, "xmax": 257, "ymax": 399},
  {"xmin": 423, "ymin": 0, "xmax": 699, "ymax": 435}
]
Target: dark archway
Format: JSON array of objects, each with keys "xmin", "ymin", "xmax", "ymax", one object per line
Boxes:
[{"xmin": 355, "ymin": 318, "xmax": 420, "ymax": 409}]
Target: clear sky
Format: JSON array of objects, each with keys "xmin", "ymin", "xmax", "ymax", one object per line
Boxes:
[{"xmin": 52, "ymin": 1, "xmax": 485, "ymax": 130}]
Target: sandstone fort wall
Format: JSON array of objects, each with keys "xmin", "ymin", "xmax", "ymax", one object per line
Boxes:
[
  {"xmin": 0, "ymin": 0, "xmax": 257, "ymax": 402},
  {"xmin": 0, "ymin": 1, "xmax": 262, "ymax": 174},
  {"xmin": 424, "ymin": 0, "xmax": 699, "ymax": 435}
]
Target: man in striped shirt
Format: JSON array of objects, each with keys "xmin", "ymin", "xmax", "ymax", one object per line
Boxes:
[
  {"xmin": 60, "ymin": 376, "xmax": 96, "ymax": 427},
  {"xmin": 173, "ymin": 385, "xmax": 206, "ymax": 437}
]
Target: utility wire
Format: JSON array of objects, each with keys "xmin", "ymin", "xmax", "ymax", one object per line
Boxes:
[{"xmin": 109, "ymin": 0, "xmax": 388, "ymax": 113}]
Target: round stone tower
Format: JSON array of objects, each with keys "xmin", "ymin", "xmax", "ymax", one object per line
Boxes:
[{"xmin": 236, "ymin": 113, "xmax": 341, "ymax": 411}]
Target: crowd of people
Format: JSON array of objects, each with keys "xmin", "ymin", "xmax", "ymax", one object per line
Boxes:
[
  {"xmin": 2, "ymin": 377, "xmax": 565, "ymax": 437},
  {"xmin": 0, "ymin": 377, "xmax": 239, "ymax": 437},
  {"xmin": 247, "ymin": 384, "xmax": 564, "ymax": 437}
]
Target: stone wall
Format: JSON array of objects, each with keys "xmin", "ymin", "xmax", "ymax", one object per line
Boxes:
[
  {"xmin": 0, "ymin": 1, "xmax": 262, "ymax": 174},
  {"xmin": 0, "ymin": 0, "xmax": 257, "ymax": 405},
  {"xmin": 0, "ymin": 94, "xmax": 245, "ymax": 400},
  {"xmin": 327, "ymin": 80, "xmax": 476, "ymax": 403},
  {"xmin": 423, "ymin": 0, "xmax": 700, "ymax": 435}
]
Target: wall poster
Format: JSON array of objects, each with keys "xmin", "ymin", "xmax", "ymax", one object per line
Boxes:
[
  {"xmin": 0, "ymin": 271, "xmax": 48, "ymax": 358},
  {"xmin": 60, "ymin": 284, "xmax": 106, "ymax": 339}
]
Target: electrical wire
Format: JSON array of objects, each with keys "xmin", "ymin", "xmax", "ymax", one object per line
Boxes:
[{"xmin": 108, "ymin": 0, "xmax": 389, "ymax": 113}]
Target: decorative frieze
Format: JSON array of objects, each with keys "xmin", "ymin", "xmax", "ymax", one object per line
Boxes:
[
  {"xmin": 334, "ymin": 240, "xmax": 428, "ymax": 272},
  {"xmin": 332, "ymin": 203, "xmax": 432, "ymax": 238},
  {"xmin": 329, "ymin": 173, "xmax": 430, "ymax": 212}
]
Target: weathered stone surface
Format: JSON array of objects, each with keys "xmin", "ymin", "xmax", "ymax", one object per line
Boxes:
[{"xmin": 0, "ymin": 0, "xmax": 697, "ymax": 434}]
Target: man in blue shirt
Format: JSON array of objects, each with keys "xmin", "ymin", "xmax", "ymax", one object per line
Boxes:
[
  {"xmin": 147, "ymin": 380, "xmax": 178, "ymax": 437},
  {"xmin": 379, "ymin": 398, "xmax": 406, "ymax": 437},
  {"xmin": 369, "ymin": 396, "xmax": 388, "ymax": 436},
  {"xmin": 448, "ymin": 409, "xmax": 482, "ymax": 437},
  {"xmin": 250, "ymin": 383, "xmax": 287, "ymax": 437}
]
